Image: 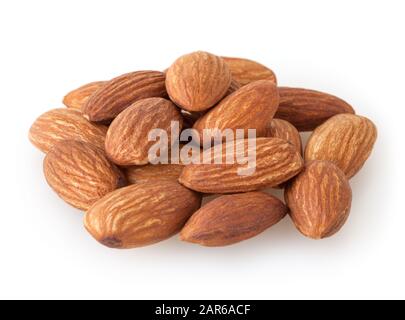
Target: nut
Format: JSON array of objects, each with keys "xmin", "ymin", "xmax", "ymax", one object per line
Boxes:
[
  {"xmin": 105, "ymin": 97, "xmax": 183, "ymax": 166},
  {"xmin": 285, "ymin": 160, "xmax": 352, "ymax": 239},
  {"xmin": 125, "ymin": 164, "xmax": 184, "ymax": 184},
  {"xmin": 83, "ymin": 71, "xmax": 167, "ymax": 122},
  {"xmin": 179, "ymin": 138, "xmax": 304, "ymax": 193},
  {"xmin": 275, "ymin": 87, "xmax": 355, "ymax": 131},
  {"xmin": 222, "ymin": 56, "xmax": 277, "ymax": 86},
  {"xmin": 44, "ymin": 140, "xmax": 126, "ymax": 210},
  {"xmin": 266, "ymin": 118, "xmax": 302, "ymax": 154},
  {"xmin": 84, "ymin": 181, "xmax": 202, "ymax": 248},
  {"xmin": 166, "ymin": 51, "xmax": 232, "ymax": 112},
  {"xmin": 305, "ymin": 114, "xmax": 377, "ymax": 178},
  {"xmin": 180, "ymin": 192, "xmax": 287, "ymax": 246},
  {"xmin": 29, "ymin": 108, "xmax": 107, "ymax": 153},
  {"xmin": 63, "ymin": 81, "xmax": 106, "ymax": 110}
]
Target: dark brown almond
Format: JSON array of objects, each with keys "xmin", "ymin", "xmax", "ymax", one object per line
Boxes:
[
  {"xmin": 180, "ymin": 192, "xmax": 287, "ymax": 246},
  {"xmin": 84, "ymin": 181, "xmax": 202, "ymax": 248},
  {"xmin": 275, "ymin": 87, "xmax": 355, "ymax": 131},
  {"xmin": 83, "ymin": 71, "xmax": 167, "ymax": 122}
]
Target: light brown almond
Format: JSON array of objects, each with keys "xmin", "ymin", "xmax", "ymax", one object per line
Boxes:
[
  {"xmin": 63, "ymin": 81, "xmax": 106, "ymax": 110},
  {"xmin": 285, "ymin": 160, "xmax": 352, "ymax": 239},
  {"xmin": 29, "ymin": 108, "xmax": 107, "ymax": 153},
  {"xmin": 305, "ymin": 114, "xmax": 377, "ymax": 178},
  {"xmin": 222, "ymin": 56, "xmax": 277, "ymax": 86},
  {"xmin": 44, "ymin": 140, "xmax": 126, "ymax": 210},
  {"xmin": 179, "ymin": 138, "xmax": 304, "ymax": 193},
  {"xmin": 166, "ymin": 51, "xmax": 232, "ymax": 112},
  {"xmin": 125, "ymin": 164, "xmax": 184, "ymax": 184},
  {"xmin": 266, "ymin": 119, "xmax": 302, "ymax": 154}
]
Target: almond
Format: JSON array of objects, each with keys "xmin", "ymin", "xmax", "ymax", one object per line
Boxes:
[
  {"xmin": 44, "ymin": 140, "xmax": 126, "ymax": 210},
  {"xmin": 222, "ymin": 56, "xmax": 277, "ymax": 86},
  {"xmin": 83, "ymin": 71, "xmax": 167, "ymax": 122},
  {"xmin": 193, "ymin": 80, "xmax": 279, "ymax": 142},
  {"xmin": 84, "ymin": 181, "xmax": 202, "ymax": 248},
  {"xmin": 266, "ymin": 119, "xmax": 302, "ymax": 154},
  {"xmin": 285, "ymin": 160, "xmax": 352, "ymax": 239},
  {"xmin": 29, "ymin": 108, "xmax": 107, "ymax": 153},
  {"xmin": 125, "ymin": 164, "xmax": 184, "ymax": 184},
  {"xmin": 63, "ymin": 81, "xmax": 106, "ymax": 110},
  {"xmin": 275, "ymin": 87, "xmax": 355, "ymax": 131},
  {"xmin": 305, "ymin": 114, "xmax": 377, "ymax": 178},
  {"xmin": 179, "ymin": 138, "xmax": 304, "ymax": 193},
  {"xmin": 105, "ymin": 97, "xmax": 183, "ymax": 166},
  {"xmin": 166, "ymin": 51, "xmax": 232, "ymax": 112},
  {"xmin": 180, "ymin": 192, "xmax": 287, "ymax": 246}
]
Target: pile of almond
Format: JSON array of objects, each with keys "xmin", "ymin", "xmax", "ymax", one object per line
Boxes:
[{"xmin": 29, "ymin": 51, "xmax": 377, "ymax": 248}]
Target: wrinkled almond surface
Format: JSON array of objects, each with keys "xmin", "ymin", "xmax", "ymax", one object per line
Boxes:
[
  {"xmin": 63, "ymin": 81, "xmax": 106, "ymax": 110},
  {"xmin": 266, "ymin": 119, "xmax": 302, "ymax": 154}
]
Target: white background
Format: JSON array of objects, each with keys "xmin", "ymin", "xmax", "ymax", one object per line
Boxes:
[{"xmin": 1, "ymin": 0, "xmax": 404, "ymax": 300}]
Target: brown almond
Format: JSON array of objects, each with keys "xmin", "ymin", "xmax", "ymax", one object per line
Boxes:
[
  {"xmin": 285, "ymin": 160, "xmax": 352, "ymax": 239},
  {"xmin": 83, "ymin": 70, "xmax": 167, "ymax": 122},
  {"xmin": 166, "ymin": 51, "xmax": 232, "ymax": 112},
  {"xmin": 63, "ymin": 81, "xmax": 106, "ymax": 110},
  {"xmin": 266, "ymin": 119, "xmax": 302, "ymax": 154},
  {"xmin": 193, "ymin": 80, "xmax": 280, "ymax": 142},
  {"xmin": 305, "ymin": 114, "xmax": 377, "ymax": 178},
  {"xmin": 84, "ymin": 181, "xmax": 202, "ymax": 248},
  {"xmin": 222, "ymin": 56, "xmax": 277, "ymax": 86},
  {"xmin": 179, "ymin": 138, "xmax": 304, "ymax": 194},
  {"xmin": 105, "ymin": 97, "xmax": 183, "ymax": 166},
  {"xmin": 180, "ymin": 192, "xmax": 287, "ymax": 247},
  {"xmin": 44, "ymin": 140, "xmax": 126, "ymax": 210},
  {"xmin": 275, "ymin": 87, "xmax": 355, "ymax": 131},
  {"xmin": 29, "ymin": 108, "xmax": 107, "ymax": 153}
]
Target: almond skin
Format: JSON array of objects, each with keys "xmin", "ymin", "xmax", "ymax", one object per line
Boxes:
[
  {"xmin": 83, "ymin": 71, "xmax": 167, "ymax": 122},
  {"xmin": 179, "ymin": 138, "xmax": 304, "ymax": 194},
  {"xmin": 29, "ymin": 108, "xmax": 107, "ymax": 153},
  {"xmin": 105, "ymin": 97, "xmax": 183, "ymax": 166},
  {"xmin": 266, "ymin": 119, "xmax": 302, "ymax": 154},
  {"xmin": 180, "ymin": 192, "xmax": 287, "ymax": 247},
  {"xmin": 166, "ymin": 51, "xmax": 232, "ymax": 112},
  {"xmin": 84, "ymin": 181, "xmax": 202, "ymax": 249},
  {"xmin": 125, "ymin": 164, "xmax": 184, "ymax": 184},
  {"xmin": 222, "ymin": 56, "xmax": 277, "ymax": 86},
  {"xmin": 44, "ymin": 140, "xmax": 126, "ymax": 210},
  {"xmin": 275, "ymin": 87, "xmax": 355, "ymax": 131},
  {"xmin": 63, "ymin": 81, "xmax": 106, "ymax": 110},
  {"xmin": 193, "ymin": 80, "xmax": 280, "ymax": 141},
  {"xmin": 305, "ymin": 114, "xmax": 377, "ymax": 178},
  {"xmin": 285, "ymin": 160, "xmax": 352, "ymax": 239}
]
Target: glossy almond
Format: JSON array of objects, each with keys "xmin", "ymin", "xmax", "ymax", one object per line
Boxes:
[
  {"xmin": 180, "ymin": 192, "xmax": 287, "ymax": 247},
  {"xmin": 44, "ymin": 140, "xmax": 126, "ymax": 210},
  {"xmin": 285, "ymin": 160, "xmax": 352, "ymax": 239},
  {"xmin": 63, "ymin": 81, "xmax": 106, "ymax": 110},
  {"xmin": 193, "ymin": 80, "xmax": 280, "ymax": 141},
  {"xmin": 305, "ymin": 114, "xmax": 377, "ymax": 178},
  {"xmin": 84, "ymin": 181, "xmax": 202, "ymax": 248},
  {"xmin": 29, "ymin": 108, "xmax": 107, "ymax": 153},
  {"xmin": 125, "ymin": 164, "xmax": 184, "ymax": 184},
  {"xmin": 266, "ymin": 119, "xmax": 302, "ymax": 154},
  {"xmin": 222, "ymin": 57, "xmax": 277, "ymax": 86},
  {"xmin": 166, "ymin": 51, "xmax": 232, "ymax": 112},
  {"xmin": 179, "ymin": 138, "xmax": 304, "ymax": 193},
  {"xmin": 83, "ymin": 71, "xmax": 167, "ymax": 122},
  {"xmin": 105, "ymin": 97, "xmax": 183, "ymax": 166},
  {"xmin": 275, "ymin": 87, "xmax": 355, "ymax": 131}
]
